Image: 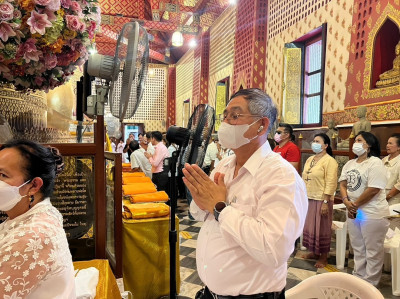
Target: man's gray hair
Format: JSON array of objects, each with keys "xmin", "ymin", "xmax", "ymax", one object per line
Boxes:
[{"xmin": 229, "ymin": 88, "xmax": 277, "ymax": 133}]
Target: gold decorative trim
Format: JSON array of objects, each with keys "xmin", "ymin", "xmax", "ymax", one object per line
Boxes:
[{"xmin": 363, "ymin": 3, "xmax": 400, "ymax": 99}]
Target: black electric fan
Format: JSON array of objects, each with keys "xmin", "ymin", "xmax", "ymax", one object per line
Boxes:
[{"xmin": 163, "ymin": 104, "xmax": 215, "ymax": 298}]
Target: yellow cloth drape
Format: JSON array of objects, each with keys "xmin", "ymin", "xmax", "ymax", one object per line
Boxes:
[
  {"xmin": 122, "ymin": 217, "xmax": 180, "ymax": 299},
  {"xmin": 122, "ymin": 172, "xmax": 146, "ymax": 177},
  {"xmin": 122, "ymin": 176, "xmax": 152, "ymax": 184},
  {"xmin": 73, "ymin": 259, "xmax": 121, "ymax": 299},
  {"xmin": 123, "ymin": 202, "xmax": 170, "ymax": 219},
  {"xmin": 127, "ymin": 191, "xmax": 169, "ymax": 203},
  {"xmin": 122, "ymin": 183, "xmax": 157, "ymax": 195}
]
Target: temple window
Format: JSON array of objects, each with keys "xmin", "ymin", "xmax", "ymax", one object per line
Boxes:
[
  {"xmin": 372, "ymin": 19, "xmax": 400, "ymax": 88},
  {"xmin": 281, "ymin": 24, "xmax": 327, "ymax": 127}
]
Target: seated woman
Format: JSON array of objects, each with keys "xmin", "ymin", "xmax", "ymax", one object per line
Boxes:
[
  {"xmin": 339, "ymin": 131, "xmax": 389, "ymax": 286},
  {"xmin": 0, "ymin": 140, "xmax": 75, "ymax": 298},
  {"xmin": 382, "ymin": 133, "xmax": 400, "ymax": 204},
  {"xmin": 302, "ymin": 133, "xmax": 338, "ymax": 268}
]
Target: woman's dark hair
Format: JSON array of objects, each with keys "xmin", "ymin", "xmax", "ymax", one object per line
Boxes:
[
  {"xmin": 390, "ymin": 133, "xmax": 400, "ymax": 147},
  {"xmin": 128, "ymin": 140, "xmax": 140, "ymax": 152},
  {"xmin": 314, "ymin": 133, "xmax": 333, "ymax": 157},
  {"xmin": 0, "ymin": 140, "xmax": 64, "ymax": 198},
  {"xmin": 279, "ymin": 123, "xmax": 295, "ymax": 141},
  {"xmin": 355, "ymin": 131, "xmax": 380, "ymax": 157},
  {"xmin": 138, "ymin": 133, "xmax": 143, "ymax": 138}
]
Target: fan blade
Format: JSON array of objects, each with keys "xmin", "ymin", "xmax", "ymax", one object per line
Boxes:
[{"xmin": 177, "ymin": 104, "xmax": 215, "ymax": 169}]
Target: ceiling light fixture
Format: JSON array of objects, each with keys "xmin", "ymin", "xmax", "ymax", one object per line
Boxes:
[
  {"xmin": 189, "ymin": 39, "xmax": 197, "ymax": 48},
  {"xmin": 172, "ymin": 31, "xmax": 184, "ymax": 47}
]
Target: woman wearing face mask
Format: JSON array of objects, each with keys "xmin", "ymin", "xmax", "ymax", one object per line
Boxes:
[
  {"xmin": 301, "ymin": 133, "xmax": 338, "ymax": 268},
  {"xmin": 382, "ymin": 133, "xmax": 400, "ymax": 204},
  {"xmin": 339, "ymin": 131, "xmax": 389, "ymax": 286},
  {"xmin": 273, "ymin": 123, "xmax": 301, "ymax": 171},
  {"xmin": 0, "ymin": 140, "xmax": 75, "ymax": 298}
]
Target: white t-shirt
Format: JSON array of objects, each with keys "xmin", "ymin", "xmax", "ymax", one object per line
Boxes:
[
  {"xmin": 203, "ymin": 142, "xmax": 218, "ymax": 167},
  {"xmin": 339, "ymin": 156, "xmax": 389, "ymax": 219},
  {"xmin": 131, "ymin": 148, "xmax": 152, "ymax": 179},
  {"xmin": 214, "ymin": 148, "xmax": 234, "ymax": 167}
]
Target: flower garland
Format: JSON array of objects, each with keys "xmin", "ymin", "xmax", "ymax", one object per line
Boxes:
[{"xmin": 0, "ymin": 0, "xmax": 101, "ymax": 91}]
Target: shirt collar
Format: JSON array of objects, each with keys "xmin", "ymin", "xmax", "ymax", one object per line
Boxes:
[
  {"xmin": 223, "ymin": 140, "xmax": 272, "ymax": 177},
  {"xmin": 385, "ymin": 154, "xmax": 400, "ymax": 167}
]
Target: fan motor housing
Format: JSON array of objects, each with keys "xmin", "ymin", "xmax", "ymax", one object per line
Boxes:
[{"xmin": 87, "ymin": 54, "xmax": 119, "ymax": 82}]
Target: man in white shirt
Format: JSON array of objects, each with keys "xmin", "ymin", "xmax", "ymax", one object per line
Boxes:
[
  {"xmin": 129, "ymin": 140, "xmax": 152, "ymax": 179},
  {"xmin": 182, "ymin": 88, "xmax": 308, "ymax": 298}
]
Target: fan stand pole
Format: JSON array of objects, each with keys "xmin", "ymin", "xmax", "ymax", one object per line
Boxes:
[{"xmin": 161, "ymin": 150, "xmax": 191, "ymax": 299}]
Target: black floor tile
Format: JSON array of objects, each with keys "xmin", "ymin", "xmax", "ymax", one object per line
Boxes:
[{"xmin": 180, "ymin": 256, "xmax": 197, "ymax": 269}]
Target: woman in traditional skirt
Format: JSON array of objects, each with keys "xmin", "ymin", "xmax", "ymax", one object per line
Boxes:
[{"xmin": 302, "ymin": 133, "xmax": 338, "ymax": 268}]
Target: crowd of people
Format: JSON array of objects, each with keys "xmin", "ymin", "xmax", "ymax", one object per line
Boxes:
[{"xmin": 1, "ymin": 88, "xmax": 399, "ymax": 298}]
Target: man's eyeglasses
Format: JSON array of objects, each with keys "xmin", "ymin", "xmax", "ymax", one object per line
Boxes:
[{"xmin": 219, "ymin": 112, "xmax": 262, "ymax": 124}]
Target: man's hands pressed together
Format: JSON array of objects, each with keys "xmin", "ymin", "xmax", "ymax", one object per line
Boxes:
[{"xmin": 182, "ymin": 163, "xmax": 227, "ymax": 213}]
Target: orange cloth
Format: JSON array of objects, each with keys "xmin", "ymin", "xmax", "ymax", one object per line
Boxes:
[
  {"xmin": 122, "ymin": 163, "xmax": 131, "ymax": 168},
  {"xmin": 123, "ymin": 202, "xmax": 170, "ymax": 219},
  {"xmin": 73, "ymin": 260, "xmax": 121, "ymax": 299},
  {"xmin": 122, "ymin": 176, "xmax": 152, "ymax": 184},
  {"xmin": 122, "ymin": 183, "xmax": 157, "ymax": 195},
  {"xmin": 128, "ymin": 191, "xmax": 169, "ymax": 203},
  {"xmin": 123, "ymin": 172, "xmax": 146, "ymax": 177}
]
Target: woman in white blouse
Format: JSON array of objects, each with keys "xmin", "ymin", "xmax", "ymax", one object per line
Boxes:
[
  {"xmin": 0, "ymin": 140, "xmax": 75, "ymax": 298},
  {"xmin": 339, "ymin": 131, "xmax": 389, "ymax": 286},
  {"xmin": 382, "ymin": 133, "xmax": 400, "ymax": 204}
]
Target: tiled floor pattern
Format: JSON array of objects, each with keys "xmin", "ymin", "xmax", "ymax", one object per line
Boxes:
[{"xmin": 176, "ymin": 199, "xmax": 400, "ymax": 299}]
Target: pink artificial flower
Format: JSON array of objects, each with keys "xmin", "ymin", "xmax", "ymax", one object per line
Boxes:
[
  {"xmin": 34, "ymin": 76, "xmax": 45, "ymax": 87},
  {"xmin": 87, "ymin": 21, "xmax": 96, "ymax": 39},
  {"xmin": 47, "ymin": 0, "xmax": 61, "ymax": 11},
  {"xmin": 69, "ymin": 38, "xmax": 83, "ymax": 51},
  {"xmin": 13, "ymin": 10, "xmax": 21, "ymax": 19},
  {"xmin": 26, "ymin": 11, "xmax": 52, "ymax": 35},
  {"xmin": 44, "ymin": 54, "xmax": 57, "ymax": 70},
  {"xmin": 70, "ymin": 1, "xmax": 82, "ymax": 14},
  {"xmin": 0, "ymin": 3, "xmax": 13, "ymax": 15},
  {"xmin": 40, "ymin": 8, "xmax": 57, "ymax": 21},
  {"xmin": 34, "ymin": 0, "xmax": 52, "ymax": 6},
  {"xmin": 0, "ymin": 14, "xmax": 13, "ymax": 21},
  {"xmin": 78, "ymin": 21, "xmax": 86, "ymax": 32},
  {"xmin": 21, "ymin": 38, "xmax": 42, "ymax": 62},
  {"xmin": 0, "ymin": 22, "xmax": 16, "ymax": 42},
  {"xmin": 60, "ymin": 0, "xmax": 71, "ymax": 9},
  {"xmin": 65, "ymin": 15, "xmax": 80, "ymax": 31}
]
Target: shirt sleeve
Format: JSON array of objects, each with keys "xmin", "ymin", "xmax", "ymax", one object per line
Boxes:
[
  {"xmin": 131, "ymin": 152, "xmax": 139, "ymax": 168},
  {"xmin": 285, "ymin": 144, "xmax": 301, "ymax": 162},
  {"xmin": 218, "ymin": 164, "xmax": 308, "ymax": 267},
  {"xmin": 324, "ymin": 157, "xmax": 338, "ymax": 196},
  {"xmin": 0, "ymin": 226, "xmax": 56, "ymax": 298},
  {"xmin": 339, "ymin": 160, "xmax": 350, "ymax": 182},
  {"xmin": 394, "ymin": 169, "xmax": 400, "ymax": 191},
  {"xmin": 367, "ymin": 158, "xmax": 387, "ymax": 189}
]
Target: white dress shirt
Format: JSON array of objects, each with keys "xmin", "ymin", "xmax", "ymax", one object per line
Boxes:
[
  {"xmin": 382, "ymin": 154, "xmax": 400, "ymax": 203},
  {"xmin": 190, "ymin": 141, "xmax": 308, "ymax": 296},
  {"xmin": 202, "ymin": 142, "xmax": 218, "ymax": 167},
  {"xmin": 131, "ymin": 148, "xmax": 153, "ymax": 179}
]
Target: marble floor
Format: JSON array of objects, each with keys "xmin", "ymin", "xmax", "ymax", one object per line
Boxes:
[{"xmin": 176, "ymin": 199, "xmax": 400, "ymax": 299}]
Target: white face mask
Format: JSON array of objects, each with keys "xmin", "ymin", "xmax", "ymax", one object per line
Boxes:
[
  {"xmin": 218, "ymin": 119, "xmax": 261, "ymax": 150},
  {"xmin": 311, "ymin": 142, "xmax": 323, "ymax": 154},
  {"xmin": 0, "ymin": 180, "xmax": 30, "ymax": 211},
  {"xmin": 352, "ymin": 143, "xmax": 366, "ymax": 156}
]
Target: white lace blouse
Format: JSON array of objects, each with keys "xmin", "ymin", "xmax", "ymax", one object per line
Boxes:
[{"xmin": 0, "ymin": 198, "xmax": 76, "ymax": 298}]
